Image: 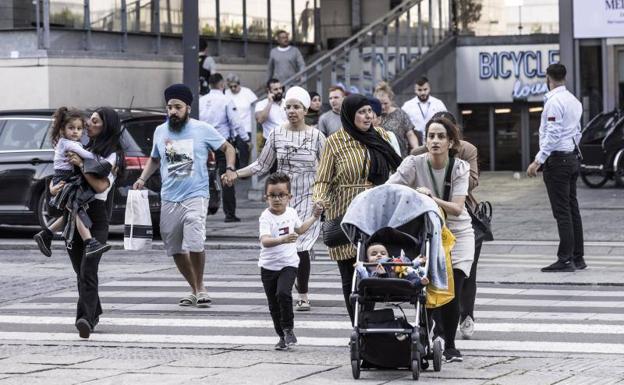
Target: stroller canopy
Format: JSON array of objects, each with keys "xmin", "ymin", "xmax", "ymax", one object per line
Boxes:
[{"xmin": 341, "ymin": 184, "xmax": 448, "ymax": 289}]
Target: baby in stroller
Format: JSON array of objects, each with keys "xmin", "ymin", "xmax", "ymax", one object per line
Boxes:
[{"xmin": 355, "ymin": 243, "xmax": 429, "ymax": 287}]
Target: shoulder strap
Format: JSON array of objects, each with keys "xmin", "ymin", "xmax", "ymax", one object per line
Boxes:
[{"xmin": 443, "ymin": 157, "xmax": 455, "ymax": 202}]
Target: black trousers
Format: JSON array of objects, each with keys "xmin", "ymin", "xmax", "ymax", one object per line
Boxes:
[
  {"xmin": 215, "ymin": 149, "xmax": 236, "ymax": 218},
  {"xmin": 261, "ymin": 266, "xmax": 297, "ymax": 337},
  {"xmin": 337, "ymin": 258, "xmax": 356, "ymax": 324},
  {"xmin": 433, "ymin": 268, "xmax": 467, "ymax": 350},
  {"xmin": 66, "ymin": 200, "xmax": 109, "ymax": 328},
  {"xmin": 296, "ymin": 251, "xmax": 311, "ymax": 294},
  {"xmin": 459, "ymin": 241, "xmax": 483, "ymax": 321},
  {"xmin": 543, "ymin": 154, "xmax": 584, "ymax": 262}
]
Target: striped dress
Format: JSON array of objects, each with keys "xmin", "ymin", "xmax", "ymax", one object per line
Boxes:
[
  {"xmin": 242, "ymin": 124, "xmax": 326, "ymax": 252},
  {"xmin": 313, "ymin": 126, "xmax": 392, "ymax": 261}
]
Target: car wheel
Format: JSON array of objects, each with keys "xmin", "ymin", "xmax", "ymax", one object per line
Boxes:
[
  {"xmin": 580, "ymin": 171, "xmax": 609, "ymax": 188},
  {"xmin": 36, "ymin": 191, "xmax": 56, "ymax": 231},
  {"xmin": 614, "ymin": 150, "xmax": 624, "ymax": 187}
]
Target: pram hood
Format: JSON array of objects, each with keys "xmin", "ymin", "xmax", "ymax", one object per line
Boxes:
[{"xmin": 341, "ymin": 184, "xmax": 449, "ymax": 289}]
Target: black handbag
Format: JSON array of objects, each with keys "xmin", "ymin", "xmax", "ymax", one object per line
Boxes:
[
  {"xmin": 322, "ymin": 215, "xmax": 350, "ymax": 248},
  {"xmin": 467, "ymin": 201, "xmax": 494, "ymax": 244}
]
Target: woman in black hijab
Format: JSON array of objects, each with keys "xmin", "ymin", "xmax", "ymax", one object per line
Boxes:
[{"xmin": 313, "ymin": 94, "xmax": 401, "ymax": 323}]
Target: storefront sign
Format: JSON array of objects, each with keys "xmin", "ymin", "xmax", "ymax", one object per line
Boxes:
[
  {"xmin": 457, "ymin": 44, "xmax": 560, "ymax": 103},
  {"xmin": 574, "ymin": 0, "xmax": 624, "ymax": 38}
]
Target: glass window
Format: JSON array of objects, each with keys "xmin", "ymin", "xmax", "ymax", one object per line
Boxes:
[
  {"xmin": 0, "ymin": 119, "xmax": 50, "ymax": 151},
  {"xmin": 127, "ymin": 0, "xmax": 152, "ymax": 33},
  {"xmin": 247, "ymin": 0, "xmax": 268, "ymax": 40},
  {"xmin": 293, "ymin": 0, "xmax": 314, "ymax": 43},
  {"xmin": 161, "ymin": 0, "xmax": 182, "ymax": 34},
  {"xmin": 0, "ymin": 2, "xmax": 34, "ymax": 29},
  {"xmin": 50, "ymin": 1, "xmax": 84, "ymax": 29},
  {"xmin": 199, "ymin": 0, "xmax": 216, "ymax": 36},
  {"xmin": 90, "ymin": 0, "xmax": 122, "ymax": 31},
  {"xmin": 271, "ymin": 0, "xmax": 292, "ymax": 38},
  {"xmin": 460, "ymin": 0, "xmax": 558, "ymax": 36},
  {"xmin": 493, "ymin": 104, "xmax": 522, "ymax": 170},
  {"xmin": 579, "ymin": 44, "xmax": 603, "ymax": 121},
  {"xmin": 122, "ymin": 120, "xmax": 164, "ymax": 156},
  {"xmin": 221, "ymin": 0, "xmax": 244, "ymax": 39},
  {"xmin": 459, "ymin": 104, "xmax": 492, "ymax": 171},
  {"xmin": 617, "ymin": 49, "xmax": 624, "ymax": 110},
  {"xmin": 528, "ymin": 103, "xmax": 542, "ymax": 159}
]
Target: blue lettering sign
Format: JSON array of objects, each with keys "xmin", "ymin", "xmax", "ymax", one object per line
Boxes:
[
  {"xmin": 523, "ymin": 51, "xmax": 538, "ymax": 77},
  {"xmin": 479, "ymin": 52, "xmax": 493, "ymax": 79},
  {"xmin": 499, "ymin": 52, "xmax": 512, "ymax": 79}
]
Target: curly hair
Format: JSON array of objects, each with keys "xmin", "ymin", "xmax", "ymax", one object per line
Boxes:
[{"xmin": 49, "ymin": 107, "xmax": 85, "ymax": 147}]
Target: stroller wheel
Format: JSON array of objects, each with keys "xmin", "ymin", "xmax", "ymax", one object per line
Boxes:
[
  {"xmin": 411, "ymin": 351, "xmax": 421, "ymax": 380},
  {"xmin": 433, "ymin": 338, "xmax": 443, "ymax": 372},
  {"xmin": 351, "ymin": 359, "xmax": 361, "ymax": 379}
]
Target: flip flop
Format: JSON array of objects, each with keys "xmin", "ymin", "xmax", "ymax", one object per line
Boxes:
[
  {"xmin": 195, "ymin": 292, "xmax": 212, "ymax": 308},
  {"xmin": 179, "ymin": 293, "xmax": 197, "ymax": 307}
]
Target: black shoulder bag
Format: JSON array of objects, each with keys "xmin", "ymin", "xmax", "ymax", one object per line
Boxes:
[{"xmin": 467, "ymin": 201, "xmax": 494, "ymax": 244}]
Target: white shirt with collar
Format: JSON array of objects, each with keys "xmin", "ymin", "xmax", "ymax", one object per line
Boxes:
[
  {"xmin": 225, "ymin": 86, "xmax": 258, "ymax": 135},
  {"xmin": 401, "ymin": 95, "xmax": 447, "ymax": 134},
  {"xmin": 535, "ymin": 85, "xmax": 582, "ymax": 165},
  {"xmin": 199, "ymin": 89, "xmax": 249, "ymax": 141},
  {"xmin": 255, "ymin": 98, "xmax": 287, "ymax": 139}
]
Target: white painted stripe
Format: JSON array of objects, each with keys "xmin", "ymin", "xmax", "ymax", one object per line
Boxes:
[
  {"xmin": 0, "ymin": 332, "xmax": 623, "ymax": 354},
  {"xmin": 479, "ymin": 254, "xmax": 622, "ymax": 261},
  {"xmin": 45, "ymin": 291, "xmax": 624, "ymax": 307},
  {"xmin": 478, "ymin": 262, "xmax": 621, "ymax": 267},
  {"xmin": 487, "ymin": 240, "xmax": 624, "ymax": 247},
  {"xmin": 2, "ymin": 316, "xmax": 624, "ymax": 335}
]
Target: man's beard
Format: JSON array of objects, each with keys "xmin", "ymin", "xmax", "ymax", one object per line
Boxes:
[
  {"xmin": 417, "ymin": 94, "xmax": 429, "ymax": 102},
  {"xmin": 168, "ymin": 110, "xmax": 190, "ymax": 132}
]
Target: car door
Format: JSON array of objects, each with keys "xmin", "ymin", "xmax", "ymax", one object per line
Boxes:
[{"xmin": 0, "ymin": 117, "xmax": 53, "ymax": 216}]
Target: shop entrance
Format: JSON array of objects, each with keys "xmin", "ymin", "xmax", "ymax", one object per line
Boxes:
[{"xmin": 617, "ymin": 47, "xmax": 624, "ymax": 110}]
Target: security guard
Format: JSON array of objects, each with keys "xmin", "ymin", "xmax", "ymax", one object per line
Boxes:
[
  {"xmin": 527, "ymin": 63, "xmax": 585, "ymax": 272},
  {"xmin": 199, "ymin": 73, "xmax": 250, "ymax": 222}
]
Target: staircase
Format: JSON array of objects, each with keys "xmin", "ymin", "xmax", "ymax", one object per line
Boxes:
[{"xmin": 248, "ymin": 0, "xmax": 457, "ymax": 195}]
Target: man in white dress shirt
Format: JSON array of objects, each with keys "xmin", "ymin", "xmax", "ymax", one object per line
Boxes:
[
  {"xmin": 527, "ymin": 63, "xmax": 585, "ymax": 273},
  {"xmin": 401, "ymin": 76, "xmax": 447, "ymax": 145}
]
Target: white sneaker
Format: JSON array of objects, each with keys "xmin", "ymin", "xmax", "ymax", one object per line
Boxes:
[
  {"xmin": 295, "ymin": 300, "xmax": 311, "ymax": 311},
  {"xmin": 460, "ymin": 315, "xmax": 475, "ymax": 339}
]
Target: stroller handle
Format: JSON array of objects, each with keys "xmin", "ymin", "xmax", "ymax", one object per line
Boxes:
[{"xmin": 362, "ymin": 262, "xmax": 417, "ymax": 267}]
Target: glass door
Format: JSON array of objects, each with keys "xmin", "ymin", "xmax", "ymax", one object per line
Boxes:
[{"xmin": 618, "ymin": 48, "xmax": 624, "ymax": 110}]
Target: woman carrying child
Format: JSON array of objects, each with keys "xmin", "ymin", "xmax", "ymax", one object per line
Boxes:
[
  {"xmin": 34, "ymin": 107, "xmax": 111, "ymax": 258},
  {"xmin": 224, "ymin": 86, "xmax": 325, "ymax": 312},
  {"xmin": 386, "ymin": 116, "xmax": 474, "ymax": 363},
  {"xmin": 49, "ymin": 107, "xmax": 125, "ymax": 339}
]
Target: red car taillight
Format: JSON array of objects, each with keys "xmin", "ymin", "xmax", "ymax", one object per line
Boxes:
[{"xmin": 125, "ymin": 156, "xmax": 150, "ymax": 170}]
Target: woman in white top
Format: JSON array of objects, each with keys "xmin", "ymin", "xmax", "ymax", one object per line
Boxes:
[
  {"xmin": 387, "ymin": 116, "xmax": 474, "ymax": 363},
  {"xmin": 224, "ymin": 86, "xmax": 326, "ymax": 312},
  {"xmin": 50, "ymin": 107, "xmax": 125, "ymax": 340}
]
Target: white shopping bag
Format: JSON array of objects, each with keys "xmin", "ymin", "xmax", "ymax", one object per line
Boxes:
[{"xmin": 124, "ymin": 189, "xmax": 153, "ymax": 251}]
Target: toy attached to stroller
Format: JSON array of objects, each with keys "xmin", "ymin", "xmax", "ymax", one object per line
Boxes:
[{"xmin": 341, "ymin": 184, "xmax": 449, "ymax": 380}]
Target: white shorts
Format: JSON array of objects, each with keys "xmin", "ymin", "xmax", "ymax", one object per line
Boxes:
[{"xmin": 160, "ymin": 197, "xmax": 207, "ymax": 256}]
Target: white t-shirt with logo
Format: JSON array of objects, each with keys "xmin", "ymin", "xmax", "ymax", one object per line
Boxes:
[
  {"xmin": 255, "ymin": 98, "xmax": 287, "ymax": 139},
  {"xmin": 258, "ymin": 207, "xmax": 301, "ymax": 271}
]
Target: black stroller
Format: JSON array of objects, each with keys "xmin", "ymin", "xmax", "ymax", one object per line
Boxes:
[
  {"xmin": 579, "ymin": 109, "xmax": 624, "ymax": 188},
  {"xmin": 341, "ymin": 184, "xmax": 449, "ymax": 380}
]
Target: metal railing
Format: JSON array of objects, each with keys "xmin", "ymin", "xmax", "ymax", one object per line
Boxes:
[{"xmin": 248, "ymin": 0, "xmax": 455, "ymax": 194}]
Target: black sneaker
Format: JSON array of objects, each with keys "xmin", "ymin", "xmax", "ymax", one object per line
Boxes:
[
  {"xmin": 85, "ymin": 239, "xmax": 111, "ymax": 258},
  {"xmin": 283, "ymin": 328, "xmax": 298, "ymax": 346},
  {"xmin": 75, "ymin": 318, "xmax": 91, "ymax": 339},
  {"xmin": 573, "ymin": 257, "xmax": 587, "ymax": 270},
  {"xmin": 541, "ymin": 260, "xmax": 575, "ymax": 272},
  {"xmin": 224, "ymin": 216, "xmax": 241, "ymax": 223},
  {"xmin": 34, "ymin": 229, "xmax": 54, "ymax": 257},
  {"xmin": 443, "ymin": 348, "xmax": 463, "ymax": 363},
  {"xmin": 274, "ymin": 337, "xmax": 288, "ymax": 350}
]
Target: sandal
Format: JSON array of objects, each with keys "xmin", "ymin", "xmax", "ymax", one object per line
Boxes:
[
  {"xmin": 179, "ymin": 293, "xmax": 197, "ymax": 307},
  {"xmin": 195, "ymin": 292, "xmax": 212, "ymax": 308}
]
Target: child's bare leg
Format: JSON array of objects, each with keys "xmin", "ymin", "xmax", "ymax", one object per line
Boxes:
[
  {"xmin": 47, "ymin": 216, "xmax": 65, "ymax": 232},
  {"xmin": 75, "ymin": 216, "xmax": 93, "ymax": 241}
]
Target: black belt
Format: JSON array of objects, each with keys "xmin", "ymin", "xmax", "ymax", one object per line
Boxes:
[{"xmin": 550, "ymin": 150, "xmax": 577, "ymax": 157}]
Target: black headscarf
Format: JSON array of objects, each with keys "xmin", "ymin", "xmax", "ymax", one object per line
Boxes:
[{"xmin": 340, "ymin": 94, "xmax": 402, "ymax": 185}]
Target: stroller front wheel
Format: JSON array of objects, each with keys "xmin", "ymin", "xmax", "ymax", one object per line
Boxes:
[
  {"xmin": 351, "ymin": 359, "xmax": 361, "ymax": 379},
  {"xmin": 433, "ymin": 338, "xmax": 443, "ymax": 372},
  {"xmin": 411, "ymin": 352, "xmax": 421, "ymax": 380}
]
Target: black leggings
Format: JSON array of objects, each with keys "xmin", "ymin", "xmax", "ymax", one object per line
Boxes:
[
  {"xmin": 433, "ymin": 268, "xmax": 467, "ymax": 350},
  {"xmin": 460, "ymin": 241, "xmax": 482, "ymax": 321},
  {"xmin": 337, "ymin": 257, "xmax": 356, "ymax": 324},
  {"xmin": 296, "ymin": 251, "xmax": 311, "ymax": 294},
  {"xmin": 66, "ymin": 200, "xmax": 110, "ymax": 328}
]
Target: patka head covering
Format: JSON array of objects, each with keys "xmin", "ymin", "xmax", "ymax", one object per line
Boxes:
[
  {"xmin": 164, "ymin": 83, "xmax": 193, "ymax": 106},
  {"xmin": 284, "ymin": 86, "xmax": 311, "ymax": 109}
]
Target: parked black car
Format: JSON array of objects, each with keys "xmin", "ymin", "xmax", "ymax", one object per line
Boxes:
[
  {"xmin": 579, "ymin": 109, "xmax": 624, "ymax": 188},
  {"xmin": 0, "ymin": 109, "xmax": 166, "ymax": 231}
]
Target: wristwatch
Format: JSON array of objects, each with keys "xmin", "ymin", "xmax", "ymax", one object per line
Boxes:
[{"xmin": 226, "ymin": 166, "xmax": 236, "ymax": 172}]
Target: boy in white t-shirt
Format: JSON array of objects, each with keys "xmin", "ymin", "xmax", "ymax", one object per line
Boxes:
[{"xmin": 259, "ymin": 172, "xmax": 323, "ymax": 350}]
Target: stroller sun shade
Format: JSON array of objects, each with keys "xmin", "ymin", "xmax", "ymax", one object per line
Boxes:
[{"xmin": 366, "ymin": 226, "xmax": 423, "ymax": 261}]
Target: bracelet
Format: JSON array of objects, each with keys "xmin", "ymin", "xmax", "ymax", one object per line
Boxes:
[{"xmin": 138, "ymin": 177, "xmax": 145, "ymax": 182}]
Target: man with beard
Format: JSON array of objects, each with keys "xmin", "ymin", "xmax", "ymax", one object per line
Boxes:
[
  {"xmin": 133, "ymin": 83, "xmax": 238, "ymax": 308},
  {"xmin": 402, "ymin": 76, "xmax": 447, "ymax": 145},
  {"xmin": 255, "ymin": 78, "xmax": 288, "ymax": 140}
]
